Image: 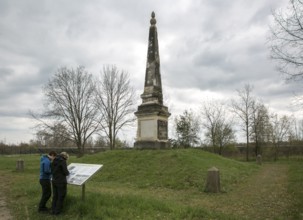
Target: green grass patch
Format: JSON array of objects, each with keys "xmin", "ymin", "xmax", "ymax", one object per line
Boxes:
[
  {"xmin": 0, "ymin": 149, "xmax": 261, "ymax": 219},
  {"xmin": 288, "ymin": 158, "xmax": 303, "ymax": 219}
]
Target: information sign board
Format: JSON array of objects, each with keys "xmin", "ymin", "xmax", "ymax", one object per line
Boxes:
[{"xmin": 67, "ymin": 163, "xmax": 103, "ymax": 186}]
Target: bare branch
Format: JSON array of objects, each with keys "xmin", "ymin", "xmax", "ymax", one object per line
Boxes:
[{"xmin": 269, "ymin": 0, "xmax": 303, "ymax": 79}]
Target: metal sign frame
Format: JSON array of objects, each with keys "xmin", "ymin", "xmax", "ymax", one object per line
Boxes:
[{"xmin": 67, "ymin": 163, "xmax": 103, "ymax": 201}]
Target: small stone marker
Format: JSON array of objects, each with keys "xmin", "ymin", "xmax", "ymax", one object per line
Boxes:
[
  {"xmin": 205, "ymin": 167, "xmax": 220, "ymax": 193},
  {"xmin": 256, "ymin": 154, "xmax": 262, "ymax": 165},
  {"xmin": 16, "ymin": 159, "xmax": 24, "ymax": 171}
]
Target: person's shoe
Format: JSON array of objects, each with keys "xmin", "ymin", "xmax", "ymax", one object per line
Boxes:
[
  {"xmin": 38, "ymin": 207, "xmax": 49, "ymax": 213},
  {"xmin": 51, "ymin": 211, "xmax": 60, "ymax": 215}
]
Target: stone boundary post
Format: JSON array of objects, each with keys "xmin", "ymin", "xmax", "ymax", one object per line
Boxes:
[
  {"xmin": 16, "ymin": 159, "xmax": 24, "ymax": 171},
  {"xmin": 205, "ymin": 167, "xmax": 220, "ymax": 193}
]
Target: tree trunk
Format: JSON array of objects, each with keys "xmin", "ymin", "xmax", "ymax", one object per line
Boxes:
[{"xmin": 246, "ymin": 132, "xmax": 249, "ymax": 161}]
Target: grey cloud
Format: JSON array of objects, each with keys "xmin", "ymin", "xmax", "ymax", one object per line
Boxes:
[
  {"xmin": 0, "ymin": 68, "xmax": 13, "ymax": 80},
  {"xmin": 0, "ymin": 0, "xmax": 296, "ymax": 143}
]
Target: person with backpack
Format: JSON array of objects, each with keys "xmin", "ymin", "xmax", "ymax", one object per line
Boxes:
[{"xmin": 38, "ymin": 151, "xmax": 57, "ymax": 212}]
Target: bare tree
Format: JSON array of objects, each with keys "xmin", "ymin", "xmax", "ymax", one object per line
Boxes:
[
  {"xmin": 202, "ymin": 101, "xmax": 222, "ymax": 152},
  {"xmin": 231, "ymin": 84, "xmax": 255, "ymax": 161},
  {"xmin": 269, "ymin": 0, "xmax": 303, "ymax": 79},
  {"xmin": 269, "ymin": 114, "xmax": 293, "ymax": 161},
  {"xmin": 34, "ymin": 123, "xmax": 74, "ymax": 148},
  {"xmin": 250, "ymin": 101, "xmax": 270, "ymax": 156},
  {"xmin": 31, "ymin": 66, "xmax": 100, "ymax": 155},
  {"xmin": 215, "ymin": 119, "xmax": 236, "ymax": 155},
  {"xmin": 96, "ymin": 65, "xmax": 135, "ymax": 150},
  {"xmin": 202, "ymin": 101, "xmax": 235, "ymax": 154}
]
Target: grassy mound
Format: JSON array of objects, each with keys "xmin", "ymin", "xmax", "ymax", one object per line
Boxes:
[{"xmin": 75, "ymin": 149, "xmax": 258, "ymax": 191}]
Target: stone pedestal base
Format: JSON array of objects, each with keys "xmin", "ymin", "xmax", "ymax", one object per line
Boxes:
[{"xmin": 134, "ymin": 141, "xmax": 170, "ymax": 149}]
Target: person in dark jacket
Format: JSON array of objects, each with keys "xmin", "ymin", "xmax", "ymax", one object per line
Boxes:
[
  {"xmin": 51, "ymin": 152, "xmax": 70, "ymax": 215},
  {"xmin": 38, "ymin": 151, "xmax": 57, "ymax": 212}
]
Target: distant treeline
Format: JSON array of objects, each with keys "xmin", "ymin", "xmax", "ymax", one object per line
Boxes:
[{"xmin": 202, "ymin": 144, "xmax": 303, "ymax": 160}]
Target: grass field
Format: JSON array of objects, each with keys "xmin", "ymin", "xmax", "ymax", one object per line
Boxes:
[{"xmin": 0, "ymin": 149, "xmax": 302, "ymax": 219}]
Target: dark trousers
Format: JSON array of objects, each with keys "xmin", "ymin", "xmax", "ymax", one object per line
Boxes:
[
  {"xmin": 52, "ymin": 182, "xmax": 67, "ymax": 214},
  {"xmin": 39, "ymin": 179, "xmax": 51, "ymax": 210}
]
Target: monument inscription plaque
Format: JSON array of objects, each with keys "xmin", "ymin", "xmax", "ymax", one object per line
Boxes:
[{"xmin": 158, "ymin": 120, "xmax": 168, "ymax": 140}]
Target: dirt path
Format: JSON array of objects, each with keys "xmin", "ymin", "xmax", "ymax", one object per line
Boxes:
[
  {"xmin": 0, "ymin": 175, "xmax": 13, "ymax": 220},
  {"xmin": 0, "ymin": 195, "xmax": 13, "ymax": 220},
  {"xmin": 212, "ymin": 163, "xmax": 294, "ymax": 219}
]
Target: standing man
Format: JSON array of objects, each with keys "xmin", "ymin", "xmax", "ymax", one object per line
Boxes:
[
  {"xmin": 51, "ymin": 152, "xmax": 70, "ymax": 215},
  {"xmin": 38, "ymin": 151, "xmax": 57, "ymax": 212}
]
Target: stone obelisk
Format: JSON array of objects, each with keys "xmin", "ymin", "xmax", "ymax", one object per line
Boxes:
[{"xmin": 134, "ymin": 12, "xmax": 171, "ymax": 149}]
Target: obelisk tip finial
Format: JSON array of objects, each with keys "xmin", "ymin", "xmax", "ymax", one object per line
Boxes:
[
  {"xmin": 151, "ymin": 11, "xmax": 155, "ymax": 18},
  {"xmin": 150, "ymin": 11, "xmax": 156, "ymax": 25}
]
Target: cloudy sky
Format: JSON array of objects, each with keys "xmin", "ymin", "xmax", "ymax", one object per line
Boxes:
[{"xmin": 0, "ymin": 0, "xmax": 301, "ymax": 144}]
